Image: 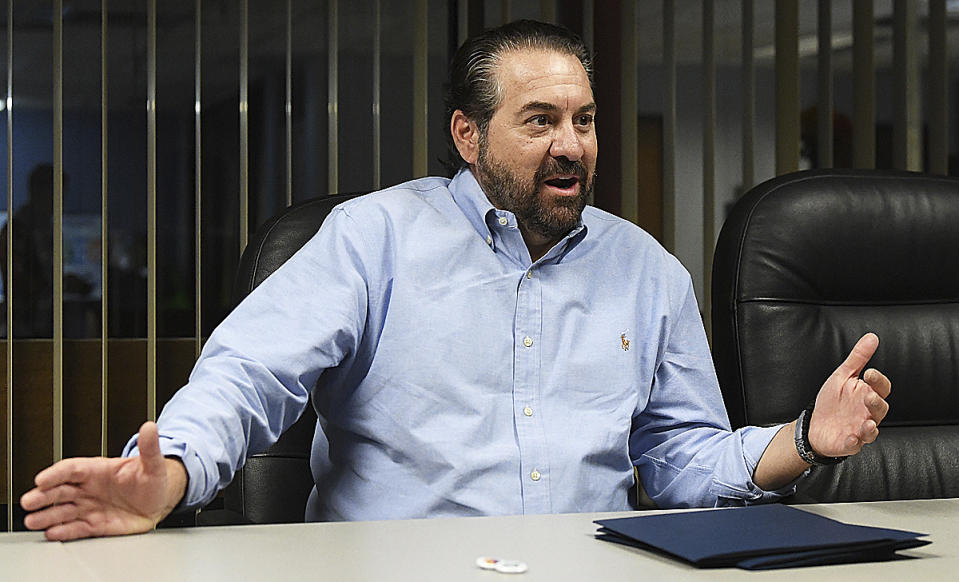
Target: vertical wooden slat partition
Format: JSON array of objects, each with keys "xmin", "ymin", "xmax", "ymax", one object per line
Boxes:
[
  {"xmin": 702, "ymin": 0, "xmax": 715, "ymax": 334},
  {"xmin": 4, "ymin": 0, "xmax": 12, "ymax": 533},
  {"xmin": 328, "ymin": 0, "xmax": 339, "ymax": 193},
  {"xmin": 541, "ymin": 0, "xmax": 556, "ymax": 23},
  {"xmin": 373, "ymin": 0, "xmax": 382, "ymax": 191},
  {"xmin": 893, "ymin": 0, "xmax": 921, "ymax": 171},
  {"xmin": 285, "ymin": 0, "xmax": 293, "ymax": 206},
  {"xmin": 146, "ymin": 0, "xmax": 157, "ymax": 421},
  {"xmin": 775, "ymin": 0, "xmax": 799, "ymax": 175},
  {"xmin": 817, "ymin": 0, "xmax": 833, "ymax": 169},
  {"xmin": 620, "ymin": 1, "xmax": 638, "ymax": 225},
  {"xmin": 100, "ymin": 0, "xmax": 109, "ymax": 456},
  {"xmin": 457, "ymin": 0, "xmax": 470, "ymax": 46},
  {"xmin": 582, "ymin": 0, "xmax": 594, "ymax": 53},
  {"xmin": 662, "ymin": 0, "xmax": 676, "ymax": 253},
  {"xmin": 741, "ymin": 0, "xmax": 754, "ymax": 191},
  {"xmin": 413, "ymin": 0, "xmax": 429, "ymax": 178},
  {"xmin": 52, "ymin": 0, "xmax": 64, "ymax": 460},
  {"xmin": 929, "ymin": 0, "xmax": 948, "ymax": 175},
  {"xmin": 194, "ymin": 0, "xmax": 203, "ymax": 360},
  {"xmin": 853, "ymin": 0, "xmax": 875, "ymax": 169},
  {"xmin": 239, "ymin": 0, "xmax": 249, "ymax": 251}
]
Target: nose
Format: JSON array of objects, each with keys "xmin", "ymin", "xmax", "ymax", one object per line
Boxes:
[{"xmin": 548, "ymin": 120, "xmax": 585, "ymax": 162}]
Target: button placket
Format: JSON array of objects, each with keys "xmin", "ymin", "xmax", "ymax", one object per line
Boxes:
[{"xmin": 513, "ymin": 267, "xmax": 549, "ymax": 511}]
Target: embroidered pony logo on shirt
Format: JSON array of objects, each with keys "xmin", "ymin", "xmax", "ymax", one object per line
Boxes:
[{"xmin": 620, "ymin": 329, "xmax": 631, "ymax": 351}]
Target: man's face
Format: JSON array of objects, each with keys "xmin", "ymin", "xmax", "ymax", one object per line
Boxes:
[{"xmin": 473, "ymin": 49, "xmax": 597, "ymax": 242}]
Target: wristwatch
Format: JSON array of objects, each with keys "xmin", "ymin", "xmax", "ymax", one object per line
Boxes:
[{"xmin": 794, "ymin": 402, "xmax": 847, "ymax": 466}]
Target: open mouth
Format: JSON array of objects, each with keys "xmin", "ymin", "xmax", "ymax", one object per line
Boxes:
[{"xmin": 543, "ymin": 176, "xmax": 579, "ymax": 190}]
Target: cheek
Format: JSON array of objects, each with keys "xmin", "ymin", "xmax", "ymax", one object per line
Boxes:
[{"xmin": 585, "ymin": 136, "xmax": 598, "ymax": 160}]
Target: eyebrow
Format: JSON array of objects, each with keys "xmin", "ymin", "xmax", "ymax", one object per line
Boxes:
[{"xmin": 518, "ymin": 101, "xmax": 597, "ymax": 115}]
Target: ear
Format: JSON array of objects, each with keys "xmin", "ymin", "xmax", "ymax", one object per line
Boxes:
[{"xmin": 450, "ymin": 109, "xmax": 480, "ymax": 165}]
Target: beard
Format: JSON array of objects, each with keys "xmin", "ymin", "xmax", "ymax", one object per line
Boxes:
[{"xmin": 475, "ymin": 140, "xmax": 593, "ymax": 241}]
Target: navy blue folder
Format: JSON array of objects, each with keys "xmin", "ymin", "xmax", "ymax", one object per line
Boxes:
[{"xmin": 594, "ymin": 504, "xmax": 929, "ymax": 570}]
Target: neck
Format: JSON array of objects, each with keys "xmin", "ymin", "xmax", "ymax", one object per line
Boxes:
[{"xmin": 518, "ymin": 224, "xmax": 560, "ymax": 262}]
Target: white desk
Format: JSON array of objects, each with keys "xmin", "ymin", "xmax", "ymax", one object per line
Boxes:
[{"xmin": 2, "ymin": 499, "xmax": 957, "ymax": 581}]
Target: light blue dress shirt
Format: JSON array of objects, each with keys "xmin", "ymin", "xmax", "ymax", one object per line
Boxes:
[{"xmin": 126, "ymin": 169, "xmax": 790, "ymax": 520}]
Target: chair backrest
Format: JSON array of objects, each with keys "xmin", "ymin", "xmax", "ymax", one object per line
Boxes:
[
  {"xmin": 711, "ymin": 169, "xmax": 959, "ymax": 502},
  {"xmin": 221, "ymin": 192, "xmax": 364, "ymax": 523}
]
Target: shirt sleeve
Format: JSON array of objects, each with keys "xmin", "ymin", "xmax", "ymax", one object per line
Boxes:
[
  {"xmin": 630, "ymin": 275, "xmax": 800, "ymax": 508},
  {"xmin": 123, "ymin": 207, "xmax": 374, "ymax": 509}
]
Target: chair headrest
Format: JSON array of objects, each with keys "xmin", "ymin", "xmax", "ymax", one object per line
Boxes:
[{"xmin": 712, "ymin": 170, "xmax": 959, "ymax": 428}]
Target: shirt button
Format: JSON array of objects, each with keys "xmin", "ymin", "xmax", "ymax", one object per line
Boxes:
[
  {"xmin": 498, "ymin": 216, "xmax": 508, "ymax": 226},
  {"xmin": 523, "ymin": 406, "xmax": 533, "ymax": 417},
  {"xmin": 522, "ymin": 336, "xmax": 533, "ymax": 348},
  {"xmin": 526, "ymin": 269, "xmax": 532, "ymax": 279},
  {"xmin": 530, "ymin": 470, "xmax": 541, "ymax": 481},
  {"xmin": 486, "ymin": 235, "xmax": 493, "ymax": 245}
]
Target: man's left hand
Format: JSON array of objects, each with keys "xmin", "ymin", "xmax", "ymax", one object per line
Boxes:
[{"xmin": 807, "ymin": 332, "xmax": 891, "ymax": 458}]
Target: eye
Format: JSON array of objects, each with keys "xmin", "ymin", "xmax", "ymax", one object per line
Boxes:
[
  {"xmin": 575, "ymin": 113, "xmax": 594, "ymax": 127},
  {"xmin": 527, "ymin": 114, "xmax": 550, "ymax": 127}
]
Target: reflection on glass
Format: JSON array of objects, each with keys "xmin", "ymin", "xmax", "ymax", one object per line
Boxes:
[
  {"xmin": 0, "ymin": 164, "xmax": 105, "ymax": 339},
  {"xmin": 1, "ymin": 165, "xmax": 55, "ymax": 338}
]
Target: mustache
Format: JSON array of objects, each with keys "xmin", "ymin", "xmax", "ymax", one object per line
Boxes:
[{"xmin": 534, "ymin": 157, "xmax": 589, "ymax": 184}]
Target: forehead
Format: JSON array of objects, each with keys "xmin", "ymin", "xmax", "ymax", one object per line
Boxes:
[{"xmin": 493, "ymin": 49, "xmax": 593, "ymax": 110}]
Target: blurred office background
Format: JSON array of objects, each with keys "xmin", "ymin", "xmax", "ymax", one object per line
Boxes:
[{"xmin": 0, "ymin": 0, "xmax": 954, "ymax": 528}]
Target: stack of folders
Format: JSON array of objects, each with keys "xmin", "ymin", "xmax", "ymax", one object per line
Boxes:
[{"xmin": 594, "ymin": 504, "xmax": 929, "ymax": 570}]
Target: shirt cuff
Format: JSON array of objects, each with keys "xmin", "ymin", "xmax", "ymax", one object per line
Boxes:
[{"xmin": 742, "ymin": 423, "xmax": 808, "ymax": 499}]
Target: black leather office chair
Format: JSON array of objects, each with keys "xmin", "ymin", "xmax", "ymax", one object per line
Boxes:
[
  {"xmin": 212, "ymin": 192, "xmax": 364, "ymax": 524},
  {"xmin": 712, "ymin": 169, "xmax": 959, "ymax": 503}
]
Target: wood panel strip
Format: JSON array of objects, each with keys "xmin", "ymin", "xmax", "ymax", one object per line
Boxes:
[
  {"xmin": 53, "ymin": 0, "xmax": 64, "ymax": 461},
  {"xmin": 328, "ymin": 0, "xmax": 339, "ymax": 191},
  {"xmin": 662, "ymin": 0, "xmax": 676, "ymax": 253},
  {"xmin": 742, "ymin": 0, "xmax": 754, "ymax": 188},
  {"xmin": 853, "ymin": 0, "xmax": 875, "ymax": 169},
  {"xmin": 146, "ymin": 0, "xmax": 157, "ymax": 421},
  {"xmin": 928, "ymin": 0, "xmax": 948, "ymax": 175},
  {"xmin": 100, "ymin": 0, "xmax": 110, "ymax": 456},
  {"xmin": 775, "ymin": 0, "xmax": 799, "ymax": 174}
]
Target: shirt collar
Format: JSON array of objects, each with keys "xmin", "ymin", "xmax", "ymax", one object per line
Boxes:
[
  {"xmin": 448, "ymin": 167, "xmax": 589, "ymax": 261},
  {"xmin": 449, "ymin": 168, "xmax": 497, "ymax": 242}
]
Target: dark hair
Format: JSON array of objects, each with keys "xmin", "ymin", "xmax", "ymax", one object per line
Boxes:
[{"xmin": 443, "ymin": 19, "xmax": 593, "ymax": 175}]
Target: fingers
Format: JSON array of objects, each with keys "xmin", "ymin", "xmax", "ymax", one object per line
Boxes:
[
  {"xmin": 864, "ymin": 386, "xmax": 890, "ymax": 422},
  {"xmin": 858, "ymin": 419, "xmax": 879, "ymax": 445},
  {"xmin": 864, "ymin": 368, "xmax": 892, "ymax": 399},
  {"xmin": 23, "ymin": 501, "xmax": 80, "ymax": 532},
  {"xmin": 836, "ymin": 332, "xmax": 879, "ymax": 378},
  {"xmin": 32, "ymin": 457, "xmax": 89, "ymax": 491},
  {"xmin": 20, "ymin": 487, "xmax": 50, "ymax": 512},
  {"xmin": 43, "ymin": 520, "xmax": 97, "ymax": 542},
  {"xmin": 20, "ymin": 483, "xmax": 82, "ymax": 512}
]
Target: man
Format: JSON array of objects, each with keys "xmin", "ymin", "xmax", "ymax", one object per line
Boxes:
[{"xmin": 21, "ymin": 20, "xmax": 890, "ymax": 541}]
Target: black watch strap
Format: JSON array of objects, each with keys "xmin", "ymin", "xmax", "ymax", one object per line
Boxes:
[{"xmin": 794, "ymin": 402, "xmax": 847, "ymax": 466}]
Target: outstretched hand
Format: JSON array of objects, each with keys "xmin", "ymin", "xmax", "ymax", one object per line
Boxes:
[
  {"xmin": 807, "ymin": 332, "xmax": 891, "ymax": 458},
  {"xmin": 20, "ymin": 421, "xmax": 187, "ymax": 541}
]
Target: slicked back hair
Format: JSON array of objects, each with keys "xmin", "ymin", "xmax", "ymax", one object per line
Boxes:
[{"xmin": 443, "ymin": 19, "xmax": 593, "ymax": 175}]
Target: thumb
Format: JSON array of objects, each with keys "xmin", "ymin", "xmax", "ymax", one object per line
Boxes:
[
  {"xmin": 137, "ymin": 421, "xmax": 166, "ymax": 476},
  {"xmin": 836, "ymin": 333, "xmax": 879, "ymax": 378}
]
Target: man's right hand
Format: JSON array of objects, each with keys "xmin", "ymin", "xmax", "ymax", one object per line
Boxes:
[{"xmin": 20, "ymin": 421, "xmax": 187, "ymax": 541}]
